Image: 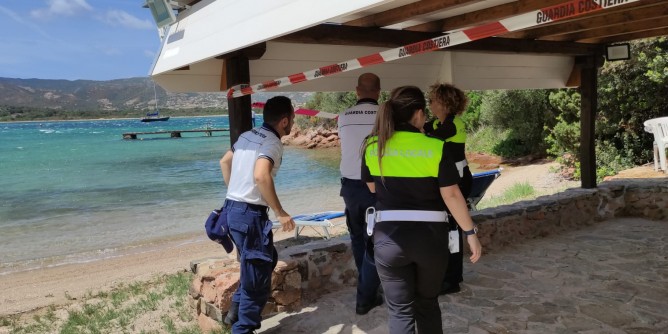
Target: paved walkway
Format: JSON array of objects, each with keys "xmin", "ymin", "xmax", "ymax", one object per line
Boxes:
[{"xmin": 259, "ymin": 217, "xmax": 668, "ymax": 333}]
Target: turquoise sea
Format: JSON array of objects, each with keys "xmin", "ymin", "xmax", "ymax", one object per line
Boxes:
[{"xmin": 0, "ymin": 117, "xmax": 343, "ymax": 274}]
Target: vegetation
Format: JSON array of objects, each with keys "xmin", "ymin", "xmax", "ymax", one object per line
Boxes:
[
  {"xmin": 464, "ymin": 37, "xmax": 667, "ymax": 181},
  {"xmin": 0, "ymin": 106, "xmax": 228, "ymax": 122},
  {"xmin": 0, "ymin": 271, "xmax": 230, "ymax": 334}
]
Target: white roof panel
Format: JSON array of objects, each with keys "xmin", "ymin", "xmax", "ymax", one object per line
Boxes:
[{"xmin": 151, "ymin": 0, "xmax": 392, "ymax": 75}]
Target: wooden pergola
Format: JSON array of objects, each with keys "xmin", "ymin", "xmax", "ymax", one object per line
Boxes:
[{"xmin": 149, "ymin": 0, "xmax": 668, "ymax": 188}]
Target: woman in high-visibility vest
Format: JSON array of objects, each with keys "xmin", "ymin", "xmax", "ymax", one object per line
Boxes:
[
  {"xmin": 423, "ymin": 83, "xmax": 473, "ymax": 296},
  {"xmin": 362, "ymin": 85, "xmax": 482, "ymax": 334}
]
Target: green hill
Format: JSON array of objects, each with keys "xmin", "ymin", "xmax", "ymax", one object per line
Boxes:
[{"xmin": 0, "ymin": 77, "xmax": 312, "ymax": 121}]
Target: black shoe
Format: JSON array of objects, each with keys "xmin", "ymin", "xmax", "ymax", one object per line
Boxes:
[
  {"xmin": 356, "ymin": 294, "xmax": 383, "ymax": 315},
  {"xmin": 223, "ymin": 301, "xmax": 239, "ymax": 325},
  {"xmin": 439, "ymin": 282, "xmax": 461, "ymax": 295}
]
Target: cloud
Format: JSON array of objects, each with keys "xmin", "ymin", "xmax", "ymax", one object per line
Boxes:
[
  {"xmin": 31, "ymin": 0, "xmax": 92, "ymax": 19},
  {"xmin": 103, "ymin": 10, "xmax": 153, "ymax": 30},
  {"xmin": 0, "ymin": 5, "xmax": 52, "ymax": 39},
  {"xmin": 99, "ymin": 46, "xmax": 122, "ymax": 56}
]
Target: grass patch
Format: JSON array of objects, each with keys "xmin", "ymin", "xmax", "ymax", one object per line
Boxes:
[
  {"xmin": 2, "ymin": 271, "xmax": 207, "ymax": 334},
  {"xmin": 476, "ymin": 181, "xmax": 536, "ymax": 210},
  {"xmin": 466, "ymin": 126, "xmax": 508, "ymax": 155}
]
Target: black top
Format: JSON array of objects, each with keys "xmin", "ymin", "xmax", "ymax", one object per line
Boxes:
[
  {"xmin": 361, "ymin": 123, "xmax": 460, "ymax": 211},
  {"xmin": 424, "ymin": 115, "xmax": 456, "ymax": 139},
  {"xmin": 424, "ymin": 115, "xmax": 467, "ymax": 162}
]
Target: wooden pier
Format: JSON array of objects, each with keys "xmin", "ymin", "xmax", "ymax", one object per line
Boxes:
[{"xmin": 122, "ymin": 128, "xmax": 229, "ymax": 140}]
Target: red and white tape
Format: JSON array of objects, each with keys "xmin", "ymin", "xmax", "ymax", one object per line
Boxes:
[
  {"xmin": 252, "ymin": 102, "xmax": 339, "ymax": 119},
  {"xmin": 228, "ymin": 0, "xmax": 638, "ymax": 98}
]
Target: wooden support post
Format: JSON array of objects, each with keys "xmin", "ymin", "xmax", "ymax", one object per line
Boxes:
[
  {"xmin": 221, "ymin": 43, "xmax": 266, "ymax": 147},
  {"xmin": 225, "ymin": 55, "xmax": 252, "ymax": 146},
  {"xmin": 578, "ymin": 55, "xmax": 601, "ymax": 189}
]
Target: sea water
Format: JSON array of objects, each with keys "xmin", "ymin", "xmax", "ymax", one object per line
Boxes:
[{"xmin": 0, "ymin": 117, "xmax": 343, "ymax": 274}]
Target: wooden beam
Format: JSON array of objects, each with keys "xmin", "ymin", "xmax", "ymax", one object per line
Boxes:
[
  {"xmin": 449, "ymin": 37, "xmax": 603, "ymax": 55},
  {"xmin": 225, "ymin": 56, "xmax": 252, "ymax": 146},
  {"xmin": 542, "ymin": 16, "xmax": 668, "ymax": 42},
  {"xmin": 578, "ymin": 55, "xmax": 600, "ymax": 189},
  {"xmin": 566, "ymin": 62, "xmax": 581, "ymax": 87},
  {"xmin": 345, "ymin": 0, "xmax": 483, "ymax": 28},
  {"xmin": 407, "ymin": 0, "xmax": 566, "ymax": 32},
  {"xmin": 580, "ymin": 26, "xmax": 668, "ymax": 44},
  {"xmin": 503, "ymin": 0, "xmax": 666, "ymax": 39},
  {"xmin": 276, "ymin": 25, "xmax": 442, "ymax": 48},
  {"xmin": 214, "ymin": 43, "xmax": 267, "ymax": 61},
  {"xmin": 220, "ymin": 62, "xmax": 228, "ymax": 91},
  {"xmin": 276, "ymin": 25, "xmax": 602, "ymax": 55}
]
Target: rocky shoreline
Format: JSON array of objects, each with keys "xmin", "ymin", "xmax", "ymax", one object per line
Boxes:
[{"xmin": 281, "ymin": 125, "xmax": 339, "ymax": 149}]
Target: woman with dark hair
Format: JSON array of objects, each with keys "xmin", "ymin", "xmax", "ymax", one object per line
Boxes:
[
  {"xmin": 424, "ymin": 83, "xmax": 473, "ymax": 295},
  {"xmin": 362, "ymin": 86, "xmax": 482, "ymax": 334}
]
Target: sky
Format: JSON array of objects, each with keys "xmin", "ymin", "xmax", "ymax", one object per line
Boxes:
[{"xmin": 0, "ymin": 0, "xmax": 160, "ymax": 81}]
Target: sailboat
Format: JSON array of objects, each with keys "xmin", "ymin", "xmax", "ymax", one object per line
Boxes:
[{"xmin": 141, "ymin": 81, "xmax": 170, "ymax": 122}]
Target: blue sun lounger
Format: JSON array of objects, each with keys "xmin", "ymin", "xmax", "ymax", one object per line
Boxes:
[
  {"xmin": 272, "ymin": 211, "xmax": 345, "ymax": 239},
  {"xmin": 467, "ymin": 168, "xmax": 502, "ymax": 211},
  {"xmin": 271, "ymin": 170, "xmax": 500, "ymax": 239}
]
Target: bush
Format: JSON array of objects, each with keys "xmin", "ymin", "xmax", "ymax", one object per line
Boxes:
[
  {"xmin": 294, "ymin": 114, "xmax": 337, "ymax": 130},
  {"xmin": 594, "ymin": 141, "xmax": 635, "ymax": 181},
  {"xmin": 461, "ymin": 91, "xmax": 483, "ymax": 131},
  {"xmin": 478, "ymin": 89, "xmax": 555, "ymax": 158},
  {"xmin": 304, "ymin": 92, "xmax": 357, "ymax": 114},
  {"xmin": 300, "ymin": 91, "xmax": 356, "ymax": 130},
  {"xmin": 545, "ymin": 89, "xmax": 581, "ymax": 173},
  {"xmin": 466, "ymin": 126, "xmax": 505, "ymax": 154},
  {"xmin": 597, "ymin": 37, "xmax": 668, "ymax": 166}
]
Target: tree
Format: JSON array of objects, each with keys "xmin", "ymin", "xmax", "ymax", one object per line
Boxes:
[
  {"xmin": 597, "ymin": 37, "xmax": 668, "ymax": 167},
  {"xmin": 461, "ymin": 91, "xmax": 483, "ymax": 131},
  {"xmin": 478, "ymin": 89, "xmax": 555, "ymax": 157},
  {"xmin": 543, "ymin": 37, "xmax": 668, "ymax": 181}
]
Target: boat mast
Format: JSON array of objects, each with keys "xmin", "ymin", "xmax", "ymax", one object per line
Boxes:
[{"xmin": 152, "ymin": 81, "xmax": 158, "ymax": 110}]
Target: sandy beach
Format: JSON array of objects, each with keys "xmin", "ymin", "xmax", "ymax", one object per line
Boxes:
[
  {"xmin": 0, "ymin": 226, "xmax": 350, "ymax": 316},
  {"xmin": 2, "ymin": 161, "xmax": 663, "ymax": 325}
]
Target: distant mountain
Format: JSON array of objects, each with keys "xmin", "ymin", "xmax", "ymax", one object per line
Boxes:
[{"xmin": 0, "ymin": 77, "xmax": 312, "ymax": 111}]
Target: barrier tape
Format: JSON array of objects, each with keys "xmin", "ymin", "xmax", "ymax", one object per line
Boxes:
[
  {"xmin": 227, "ymin": 0, "xmax": 639, "ymax": 98},
  {"xmin": 252, "ymin": 102, "xmax": 339, "ymax": 119}
]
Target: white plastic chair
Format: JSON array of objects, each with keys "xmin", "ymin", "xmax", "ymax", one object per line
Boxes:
[{"xmin": 644, "ymin": 117, "xmax": 668, "ymax": 173}]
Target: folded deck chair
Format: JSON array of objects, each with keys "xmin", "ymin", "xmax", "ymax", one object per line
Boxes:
[
  {"xmin": 272, "ymin": 211, "xmax": 345, "ymax": 239},
  {"xmin": 467, "ymin": 168, "xmax": 502, "ymax": 211}
]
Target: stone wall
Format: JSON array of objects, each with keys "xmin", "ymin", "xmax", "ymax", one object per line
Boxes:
[{"xmin": 189, "ymin": 178, "xmax": 667, "ymax": 332}]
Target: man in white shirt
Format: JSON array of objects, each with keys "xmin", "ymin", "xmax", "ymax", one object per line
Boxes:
[
  {"xmin": 338, "ymin": 73, "xmax": 383, "ymax": 315},
  {"xmin": 219, "ymin": 96, "xmax": 296, "ymax": 333}
]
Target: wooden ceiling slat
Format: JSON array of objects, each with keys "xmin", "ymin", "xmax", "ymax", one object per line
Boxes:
[
  {"xmin": 581, "ymin": 27, "xmax": 668, "ymax": 44},
  {"xmin": 276, "ymin": 25, "xmax": 442, "ymax": 48},
  {"xmin": 345, "ymin": 0, "xmax": 483, "ymax": 28},
  {"xmin": 449, "ymin": 37, "xmax": 603, "ymax": 55},
  {"xmin": 546, "ymin": 17, "xmax": 668, "ymax": 43},
  {"xmin": 406, "ymin": 0, "xmax": 566, "ymax": 33},
  {"xmin": 503, "ymin": 0, "xmax": 667, "ymax": 40},
  {"xmin": 273, "ymin": 0, "xmax": 666, "ymax": 58},
  {"xmin": 276, "ymin": 25, "xmax": 601, "ymax": 55}
]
